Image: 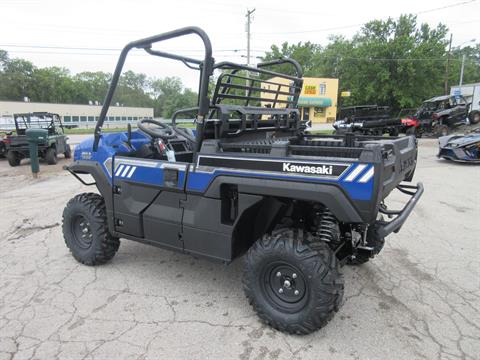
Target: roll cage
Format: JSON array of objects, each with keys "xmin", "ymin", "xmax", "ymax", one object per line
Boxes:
[
  {"xmin": 14, "ymin": 112, "xmax": 64, "ymax": 136},
  {"xmin": 93, "ymin": 26, "xmax": 303, "ymax": 152}
]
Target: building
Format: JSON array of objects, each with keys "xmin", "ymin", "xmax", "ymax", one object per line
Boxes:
[
  {"xmin": 0, "ymin": 100, "xmax": 154, "ymax": 129},
  {"xmin": 261, "ymin": 77, "xmax": 339, "ymax": 124}
]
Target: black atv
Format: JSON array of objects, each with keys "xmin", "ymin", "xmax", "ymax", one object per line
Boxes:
[
  {"xmin": 62, "ymin": 27, "xmax": 423, "ymax": 335},
  {"xmin": 333, "ymin": 105, "xmax": 401, "ymax": 136},
  {"xmin": 5, "ymin": 112, "xmax": 71, "ymax": 166},
  {"xmin": 401, "ymin": 95, "xmax": 469, "ymax": 137}
]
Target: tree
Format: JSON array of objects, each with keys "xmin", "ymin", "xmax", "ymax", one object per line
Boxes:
[
  {"xmin": 31, "ymin": 67, "xmax": 76, "ymax": 103},
  {"xmin": 0, "ymin": 49, "xmax": 8, "ymax": 71},
  {"xmin": 262, "ymin": 42, "xmax": 322, "ymax": 76},
  {"xmin": 262, "ymin": 15, "xmax": 459, "ymax": 112},
  {"xmin": 151, "ymin": 76, "xmax": 197, "ymax": 118},
  {"xmin": 0, "ymin": 58, "xmax": 36, "ymax": 101},
  {"xmin": 73, "ymin": 71, "xmax": 111, "ymax": 104},
  {"xmin": 448, "ymin": 45, "xmax": 480, "ymax": 87}
]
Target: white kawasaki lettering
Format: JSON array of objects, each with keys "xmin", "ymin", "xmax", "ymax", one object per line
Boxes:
[{"xmin": 282, "ymin": 162, "xmax": 333, "ymax": 175}]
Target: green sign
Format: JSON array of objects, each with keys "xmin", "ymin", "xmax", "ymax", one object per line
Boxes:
[{"xmin": 297, "ymin": 97, "xmax": 332, "ymax": 107}]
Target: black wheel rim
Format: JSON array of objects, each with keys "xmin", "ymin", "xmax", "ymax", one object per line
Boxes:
[
  {"xmin": 71, "ymin": 215, "xmax": 93, "ymax": 249},
  {"xmin": 261, "ymin": 262, "xmax": 308, "ymax": 312}
]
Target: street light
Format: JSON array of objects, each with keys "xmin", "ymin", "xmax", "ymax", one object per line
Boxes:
[{"xmin": 458, "ymin": 39, "xmax": 476, "ymax": 86}]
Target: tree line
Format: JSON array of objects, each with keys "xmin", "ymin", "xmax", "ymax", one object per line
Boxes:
[
  {"xmin": 262, "ymin": 15, "xmax": 479, "ymax": 111},
  {"xmin": 0, "ymin": 14, "xmax": 479, "ymax": 116},
  {"xmin": 0, "ymin": 52, "xmax": 196, "ymax": 118}
]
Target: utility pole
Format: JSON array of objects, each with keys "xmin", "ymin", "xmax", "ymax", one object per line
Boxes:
[
  {"xmin": 459, "ymin": 54, "xmax": 466, "ymax": 86},
  {"xmin": 246, "ymin": 8, "xmax": 256, "ymax": 67},
  {"xmin": 444, "ymin": 33, "xmax": 453, "ymax": 95},
  {"xmin": 245, "ymin": 8, "xmax": 256, "ymax": 95}
]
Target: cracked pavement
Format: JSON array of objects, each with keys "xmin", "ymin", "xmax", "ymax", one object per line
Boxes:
[{"xmin": 0, "ymin": 140, "xmax": 479, "ymax": 360}]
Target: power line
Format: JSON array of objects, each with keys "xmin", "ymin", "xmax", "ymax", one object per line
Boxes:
[
  {"xmin": 416, "ymin": 0, "xmax": 477, "ymax": 14},
  {"xmin": 0, "ymin": 44, "xmax": 246, "ymax": 53},
  {"xmin": 252, "ymin": 0, "xmax": 479, "ymax": 35},
  {"xmin": 5, "ymin": 49, "xmax": 475, "ymax": 63},
  {"xmin": 2, "ymin": 49, "xmax": 246, "ymax": 60}
]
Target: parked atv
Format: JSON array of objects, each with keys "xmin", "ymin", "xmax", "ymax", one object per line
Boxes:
[
  {"xmin": 5, "ymin": 112, "xmax": 71, "ymax": 166},
  {"xmin": 333, "ymin": 105, "xmax": 401, "ymax": 136},
  {"xmin": 62, "ymin": 27, "xmax": 423, "ymax": 335},
  {"xmin": 401, "ymin": 95, "xmax": 469, "ymax": 137}
]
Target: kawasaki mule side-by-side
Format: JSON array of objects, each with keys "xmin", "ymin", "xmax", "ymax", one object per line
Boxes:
[
  {"xmin": 62, "ymin": 27, "xmax": 423, "ymax": 334},
  {"xmin": 5, "ymin": 112, "xmax": 71, "ymax": 166}
]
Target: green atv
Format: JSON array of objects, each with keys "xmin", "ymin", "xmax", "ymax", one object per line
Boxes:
[{"xmin": 5, "ymin": 112, "xmax": 71, "ymax": 166}]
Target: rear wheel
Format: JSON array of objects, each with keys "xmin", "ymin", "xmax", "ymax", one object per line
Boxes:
[
  {"xmin": 469, "ymin": 111, "xmax": 480, "ymax": 125},
  {"xmin": 62, "ymin": 193, "xmax": 120, "ymax": 265},
  {"xmin": 45, "ymin": 147, "xmax": 57, "ymax": 165},
  {"xmin": 7, "ymin": 150, "xmax": 21, "ymax": 167},
  {"xmin": 64, "ymin": 144, "xmax": 72, "ymax": 159},
  {"xmin": 243, "ymin": 228, "xmax": 344, "ymax": 334}
]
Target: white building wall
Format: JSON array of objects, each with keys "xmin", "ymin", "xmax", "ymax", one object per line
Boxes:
[{"xmin": 0, "ymin": 101, "xmax": 154, "ymax": 129}]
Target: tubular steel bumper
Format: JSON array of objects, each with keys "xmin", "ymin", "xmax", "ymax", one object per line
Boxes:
[{"xmin": 377, "ymin": 182, "xmax": 424, "ymax": 238}]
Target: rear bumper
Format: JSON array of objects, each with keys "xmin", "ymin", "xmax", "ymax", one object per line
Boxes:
[{"xmin": 377, "ymin": 182, "xmax": 424, "ymax": 237}]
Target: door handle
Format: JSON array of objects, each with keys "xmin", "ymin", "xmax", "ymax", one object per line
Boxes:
[{"xmin": 164, "ymin": 168, "xmax": 179, "ymax": 187}]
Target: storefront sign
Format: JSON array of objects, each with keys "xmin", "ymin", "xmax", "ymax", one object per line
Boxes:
[{"xmin": 304, "ymin": 85, "xmax": 317, "ymax": 95}]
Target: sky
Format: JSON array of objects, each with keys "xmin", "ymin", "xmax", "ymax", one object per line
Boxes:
[{"xmin": 0, "ymin": 0, "xmax": 478, "ymax": 89}]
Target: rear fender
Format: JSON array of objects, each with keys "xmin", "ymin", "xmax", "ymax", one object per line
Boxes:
[{"xmin": 204, "ymin": 175, "xmax": 365, "ymax": 223}]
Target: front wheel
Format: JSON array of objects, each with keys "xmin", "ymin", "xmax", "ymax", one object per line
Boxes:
[
  {"xmin": 243, "ymin": 229, "xmax": 344, "ymax": 335},
  {"xmin": 62, "ymin": 193, "xmax": 120, "ymax": 265},
  {"xmin": 45, "ymin": 147, "xmax": 57, "ymax": 165},
  {"xmin": 64, "ymin": 144, "xmax": 72, "ymax": 159}
]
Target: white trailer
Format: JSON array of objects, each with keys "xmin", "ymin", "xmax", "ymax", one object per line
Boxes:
[{"xmin": 450, "ymin": 82, "xmax": 480, "ymax": 124}]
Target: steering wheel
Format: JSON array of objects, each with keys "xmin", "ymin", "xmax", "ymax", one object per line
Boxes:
[{"xmin": 137, "ymin": 118, "xmax": 176, "ymax": 140}]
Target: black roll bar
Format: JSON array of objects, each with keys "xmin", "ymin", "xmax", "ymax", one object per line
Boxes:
[
  {"xmin": 213, "ymin": 61, "xmax": 301, "ymax": 82},
  {"xmin": 171, "ymin": 107, "xmax": 199, "ymax": 127},
  {"xmin": 257, "ymin": 58, "xmax": 303, "ymax": 78},
  {"xmin": 93, "ymin": 26, "xmax": 213, "ymax": 151}
]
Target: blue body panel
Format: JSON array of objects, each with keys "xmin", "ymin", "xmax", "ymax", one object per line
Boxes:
[{"xmin": 73, "ymin": 129, "xmax": 375, "ymax": 200}]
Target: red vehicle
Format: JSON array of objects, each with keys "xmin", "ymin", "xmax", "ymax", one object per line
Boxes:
[{"xmin": 400, "ymin": 95, "xmax": 469, "ymax": 137}]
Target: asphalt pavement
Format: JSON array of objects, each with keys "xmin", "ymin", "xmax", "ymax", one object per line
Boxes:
[{"xmin": 0, "ymin": 139, "xmax": 479, "ymax": 360}]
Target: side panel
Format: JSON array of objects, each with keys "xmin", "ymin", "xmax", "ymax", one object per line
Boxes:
[
  {"xmin": 181, "ymin": 192, "xmax": 263, "ymax": 261},
  {"xmin": 112, "ymin": 179, "xmax": 160, "ymax": 238},
  {"xmin": 142, "ymin": 191, "xmax": 185, "ymax": 250},
  {"xmin": 112, "ymin": 157, "xmax": 188, "ymax": 249}
]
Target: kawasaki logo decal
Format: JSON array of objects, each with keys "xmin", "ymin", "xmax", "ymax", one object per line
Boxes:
[
  {"xmin": 282, "ymin": 162, "xmax": 333, "ymax": 175},
  {"xmin": 197, "ymin": 156, "xmax": 349, "ymax": 178}
]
